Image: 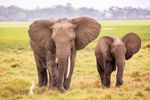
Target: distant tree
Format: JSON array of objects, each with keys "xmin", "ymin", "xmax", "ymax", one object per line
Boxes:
[
  {"xmin": 0, "ymin": 16, "xmax": 5, "ymax": 21},
  {"xmin": 0, "ymin": 5, "xmax": 150, "ymax": 21}
]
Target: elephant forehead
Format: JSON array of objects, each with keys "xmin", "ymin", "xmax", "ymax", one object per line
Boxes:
[
  {"xmin": 112, "ymin": 38, "xmax": 126, "ymax": 52},
  {"xmin": 53, "ymin": 22, "xmax": 74, "ymax": 29},
  {"xmin": 113, "ymin": 38, "xmax": 124, "ymax": 45},
  {"xmin": 52, "ymin": 23, "xmax": 76, "ymax": 40}
]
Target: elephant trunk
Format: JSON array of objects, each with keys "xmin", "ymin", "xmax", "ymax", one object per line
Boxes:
[
  {"xmin": 55, "ymin": 55, "xmax": 71, "ymax": 92},
  {"xmin": 54, "ymin": 42, "xmax": 72, "ymax": 92},
  {"xmin": 116, "ymin": 60, "xmax": 125, "ymax": 87},
  {"xmin": 56, "ymin": 57, "xmax": 67, "ymax": 92},
  {"xmin": 55, "ymin": 56, "xmax": 71, "ymax": 79}
]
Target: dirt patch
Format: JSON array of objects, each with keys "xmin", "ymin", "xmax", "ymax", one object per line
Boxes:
[
  {"xmin": 145, "ymin": 87, "xmax": 150, "ymax": 92},
  {"xmin": 142, "ymin": 44, "xmax": 150, "ymax": 49},
  {"xmin": 72, "ymin": 76, "xmax": 101, "ymax": 89},
  {"xmin": 3, "ymin": 58, "xmax": 15, "ymax": 63},
  {"xmin": 0, "ymin": 70, "xmax": 6, "ymax": 76},
  {"xmin": 130, "ymin": 71, "xmax": 150, "ymax": 78},
  {"xmin": 10, "ymin": 63, "xmax": 20, "ymax": 68},
  {"xmin": 130, "ymin": 71, "xmax": 150, "ymax": 87},
  {"xmin": 135, "ymin": 91, "xmax": 145, "ymax": 97},
  {"xmin": 35, "ymin": 86, "xmax": 48, "ymax": 94},
  {"xmin": 133, "ymin": 78, "xmax": 142, "ymax": 82},
  {"xmin": 130, "ymin": 71, "xmax": 141, "ymax": 78}
]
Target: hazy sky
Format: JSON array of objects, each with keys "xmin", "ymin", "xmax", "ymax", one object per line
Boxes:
[{"xmin": 0, "ymin": 0, "xmax": 150, "ymax": 10}]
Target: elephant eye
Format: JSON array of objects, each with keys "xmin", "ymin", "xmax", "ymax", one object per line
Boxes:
[
  {"xmin": 70, "ymin": 38, "xmax": 73, "ymax": 41},
  {"xmin": 70, "ymin": 38, "xmax": 75, "ymax": 42}
]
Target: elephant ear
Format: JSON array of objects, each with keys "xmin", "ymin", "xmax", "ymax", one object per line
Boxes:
[
  {"xmin": 28, "ymin": 19, "xmax": 55, "ymax": 45},
  {"xmin": 71, "ymin": 17, "xmax": 101, "ymax": 50},
  {"xmin": 122, "ymin": 33, "xmax": 141, "ymax": 60}
]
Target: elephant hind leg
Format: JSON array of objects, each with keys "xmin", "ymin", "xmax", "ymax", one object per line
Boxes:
[
  {"xmin": 34, "ymin": 53, "xmax": 48, "ymax": 87},
  {"xmin": 96, "ymin": 59, "xmax": 104, "ymax": 86}
]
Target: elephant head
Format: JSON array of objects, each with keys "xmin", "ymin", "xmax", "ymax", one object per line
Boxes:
[
  {"xmin": 28, "ymin": 17, "xmax": 101, "ymax": 92},
  {"xmin": 110, "ymin": 33, "xmax": 141, "ymax": 86}
]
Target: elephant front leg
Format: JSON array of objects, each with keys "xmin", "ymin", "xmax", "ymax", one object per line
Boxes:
[
  {"xmin": 47, "ymin": 67, "xmax": 58, "ymax": 90},
  {"xmin": 46, "ymin": 51, "xmax": 57, "ymax": 90},
  {"xmin": 49, "ymin": 55, "xmax": 59, "ymax": 89},
  {"xmin": 51, "ymin": 63, "xmax": 58, "ymax": 88},
  {"xmin": 103, "ymin": 62, "xmax": 113, "ymax": 88},
  {"xmin": 37, "ymin": 67, "xmax": 48, "ymax": 87},
  {"xmin": 34, "ymin": 53, "xmax": 48, "ymax": 87}
]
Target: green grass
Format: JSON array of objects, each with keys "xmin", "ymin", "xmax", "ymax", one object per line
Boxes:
[{"xmin": 0, "ymin": 21, "xmax": 150, "ymax": 100}]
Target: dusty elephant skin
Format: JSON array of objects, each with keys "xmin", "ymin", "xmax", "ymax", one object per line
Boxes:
[
  {"xmin": 95, "ymin": 33, "xmax": 141, "ymax": 88},
  {"xmin": 28, "ymin": 17, "xmax": 101, "ymax": 93}
]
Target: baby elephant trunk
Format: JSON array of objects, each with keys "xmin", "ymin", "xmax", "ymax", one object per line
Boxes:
[{"xmin": 116, "ymin": 60, "xmax": 125, "ymax": 87}]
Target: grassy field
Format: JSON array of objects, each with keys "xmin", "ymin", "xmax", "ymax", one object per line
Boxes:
[{"xmin": 0, "ymin": 20, "xmax": 150, "ymax": 100}]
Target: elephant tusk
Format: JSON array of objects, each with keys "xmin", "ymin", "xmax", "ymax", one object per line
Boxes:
[
  {"xmin": 66, "ymin": 56, "xmax": 71, "ymax": 78},
  {"xmin": 55, "ymin": 57, "xmax": 58, "ymax": 63}
]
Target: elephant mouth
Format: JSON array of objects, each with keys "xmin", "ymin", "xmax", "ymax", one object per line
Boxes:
[{"xmin": 55, "ymin": 55, "xmax": 71, "ymax": 79}]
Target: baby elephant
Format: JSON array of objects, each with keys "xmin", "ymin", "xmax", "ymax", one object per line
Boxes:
[{"xmin": 95, "ymin": 33, "xmax": 141, "ymax": 88}]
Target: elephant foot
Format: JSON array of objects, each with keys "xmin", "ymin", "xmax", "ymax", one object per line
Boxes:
[
  {"xmin": 63, "ymin": 80, "xmax": 70, "ymax": 90},
  {"xmin": 102, "ymin": 85, "xmax": 110, "ymax": 88},
  {"xmin": 102, "ymin": 85, "xmax": 109, "ymax": 89},
  {"xmin": 103, "ymin": 79, "xmax": 110, "ymax": 88},
  {"xmin": 38, "ymin": 82, "xmax": 46, "ymax": 87},
  {"xmin": 63, "ymin": 83, "xmax": 68, "ymax": 90},
  {"xmin": 58, "ymin": 87, "xmax": 66, "ymax": 93},
  {"xmin": 64, "ymin": 84, "xmax": 69, "ymax": 90},
  {"xmin": 38, "ymin": 83, "xmax": 43, "ymax": 87},
  {"xmin": 116, "ymin": 80, "xmax": 123, "ymax": 87}
]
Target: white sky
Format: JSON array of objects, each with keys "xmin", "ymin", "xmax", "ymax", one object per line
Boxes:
[{"xmin": 0, "ymin": 0, "xmax": 150, "ymax": 10}]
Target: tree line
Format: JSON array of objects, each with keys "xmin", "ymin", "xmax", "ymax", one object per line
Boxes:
[{"xmin": 0, "ymin": 3, "xmax": 150, "ymax": 21}]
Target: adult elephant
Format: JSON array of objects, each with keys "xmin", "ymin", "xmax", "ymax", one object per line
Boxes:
[{"xmin": 28, "ymin": 17, "xmax": 101, "ymax": 92}]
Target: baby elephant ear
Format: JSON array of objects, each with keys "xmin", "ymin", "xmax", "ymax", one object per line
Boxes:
[
  {"xmin": 71, "ymin": 17, "xmax": 101, "ymax": 50},
  {"xmin": 122, "ymin": 32, "xmax": 141, "ymax": 60}
]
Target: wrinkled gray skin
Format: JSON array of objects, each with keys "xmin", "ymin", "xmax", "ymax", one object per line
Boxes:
[
  {"xmin": 95, "ymin": 33, "xmax": 141, "ymax": 88},
  {"xmin": 28, "ymin": 17, "xmax": 101, "ymax": 92}
]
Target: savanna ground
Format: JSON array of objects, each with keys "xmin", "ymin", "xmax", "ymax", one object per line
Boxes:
[{"xmin": 0, "ymin": 20, "xmax": 150, "ymax": 100}]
